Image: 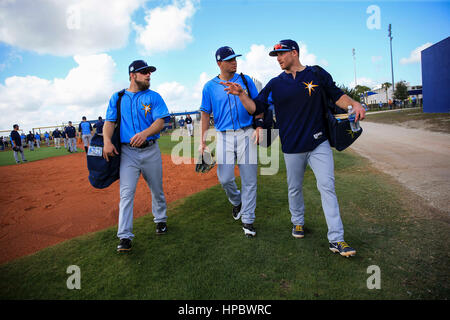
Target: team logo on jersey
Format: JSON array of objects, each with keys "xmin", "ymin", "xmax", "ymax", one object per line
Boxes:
[
  {"xmin": 302, "ymin": 81, "xmax": 319, "ymax": 96},
  {"xmin": 142, "ymin": 102, "xmax": 152, "ymax": 117}
]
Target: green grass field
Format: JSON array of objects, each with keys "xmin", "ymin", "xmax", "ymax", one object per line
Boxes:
[
  {"xmin": 0, "ymin": 135, "xmax": 448, "ymax": 300},
  {"xmin": 0, "ymin": 145, "xmax": 83, "ymax": 166},
  {"xmin": 365, "ymin": 107, "xmax": 450, "ymax": 134}
]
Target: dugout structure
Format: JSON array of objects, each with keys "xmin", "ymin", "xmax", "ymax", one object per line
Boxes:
[{"xmin": 421, "ymin": 37, "xmax": 450, "ymax": 113}]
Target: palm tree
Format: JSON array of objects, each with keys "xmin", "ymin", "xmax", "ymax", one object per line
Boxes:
[{"xmin": 381, "ymin": 82, "xmax": 392, "ymax": 104}]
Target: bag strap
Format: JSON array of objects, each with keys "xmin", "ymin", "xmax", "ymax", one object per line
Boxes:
[
  {"xmin": 116, "ymin": 89, "xmax": 125, "ymax": 127},
  {"xmin": 311, "ymin": 65, "xmax": 331, "ymax": 118}
]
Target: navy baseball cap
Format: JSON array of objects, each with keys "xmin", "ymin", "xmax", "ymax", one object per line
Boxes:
[
  {"xmin": 216, "ymin": 46, "xmax": 242, "ymax": 62},
  {"xmin": 129, "ymin": 60, "xmax": 156, "ymax": 74},
  {"xmin": 269, "ymin": 39, "xmax": 299, "ymax": 56}
]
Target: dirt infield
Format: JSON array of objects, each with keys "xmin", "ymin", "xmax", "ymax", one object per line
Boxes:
[{"xmin": 0, "ymin": 152, "xmax": 226, "ymax": 265}]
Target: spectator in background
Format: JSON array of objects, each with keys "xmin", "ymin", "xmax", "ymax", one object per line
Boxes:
[
  {"xmin": 62, "ymin": 126, "xmax": 68, "ymax": 149},
  {"xmin": 93, "ymin": 116, "xmax": 104, "ymax": 135},
  {"xmin": 0, "ymin": 136, "xmax": 4, "ymax": 151},
  {"xmin": 20, "ymin": 132, "xmax": 26, "ymax": 146},
  {"xmin": 178, "ymin": 116, "xmax": 185, "ymax": 131}
]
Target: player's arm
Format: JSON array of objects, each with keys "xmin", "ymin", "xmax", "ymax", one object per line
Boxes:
[
  {"xmin": 335, "ymin": 94, "xmax": 366, "ymax": 122},
  {"xmin": 221, "ymin": 81, "xmax": 257, "ymax": 114},
  {"xmin": 103, "ymin": 121, "xmax": 118, "ymax": 161},
  {"xmin": 129, "ymin": 118, "xmax": 165, "ymax": 147},
  {"xmin": 199, "ymin": 111, "xmax": 210, "ymax": 154}
]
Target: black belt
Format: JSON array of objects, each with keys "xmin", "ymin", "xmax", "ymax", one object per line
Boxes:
[{"xmin": 122, "ymin": 139, "xmax": 155, "ymax": 149}]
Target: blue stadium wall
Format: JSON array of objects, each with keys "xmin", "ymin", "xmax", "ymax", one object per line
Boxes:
[{"xmin": 421, "ymin": 37, "xmax": 450, "ymax": 113}]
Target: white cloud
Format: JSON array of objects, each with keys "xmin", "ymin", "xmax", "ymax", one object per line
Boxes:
[
  {"xmin": 349, "ymin": 77, "xmax": 378, "ymax": 89},
  {"xmin": 371, "ymin": 56, "xmax": 382, "ymax": 63},
  {"xmin": 0, "ymin": 54, "xmax": 118, "ymax": 131},
  {"xmin": 0, "ymin": 0, "xmax": 143, "ymax": 56},
  {"xmin": 134, "ymin": 0, "xmax": 197, "ymax": 55},
  {"xmin": 400, "ymin": 43, "xmax": 433, "ymax": 65},
  {"xmin": 156, "ymin": 72, "xmax": 211, "ymax": 113}
]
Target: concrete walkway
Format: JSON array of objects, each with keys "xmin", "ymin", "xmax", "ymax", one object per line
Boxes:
[{"xmin": 350, "ymin": 121, "xmax": 450, "ymax": 213}]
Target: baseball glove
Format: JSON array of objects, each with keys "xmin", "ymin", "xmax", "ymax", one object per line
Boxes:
[
  {"xmin": 12, "ymin": 146, "xmax": 19, "ymax": 152},
  {"xmin": 195, "ymin": 149, "xmax": 216, "ymax": 173}
]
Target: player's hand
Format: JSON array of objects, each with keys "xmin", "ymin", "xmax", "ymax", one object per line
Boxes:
[
  {"xmin": 103, "ymin": 142, "xmax": 118, "ymax": 162},
  {"xmin": 221, "ymin": 81, "xmax": 244, "ymax": 96},
  {"xmin": 252, "ymin": 127, "xmax": 262, "ymax": 145},
  {"xmin": 352, "ymin": 103, "xmax": 366, "ymax": 122},
  {"xmin": 130, "ymin": 132, "xmax": 147, "ymax": 147},
  {"xmin": 198, "ymin": 142, "xmax": 209, "ymax": 155}
]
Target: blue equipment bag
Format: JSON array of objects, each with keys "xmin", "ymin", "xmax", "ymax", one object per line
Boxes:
[{"xmin": 86, "ymin": 89, "xmax": 125, "ymax": 188}]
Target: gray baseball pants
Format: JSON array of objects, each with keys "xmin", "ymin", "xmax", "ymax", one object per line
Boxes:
[
  {"xmin": 13, "ymin": 146, "xmax": 26, "ymax": 162},
  {"xmin": 117, "ymin": 142, "xmax": 167, "ymax": 240},
  {"xmin": 283, "ymin": 140, "xmax": 344, "ymax": 243},
  {"xmin": 216, "ymin": 127, "xmax": 258, "ymax": 225},
  {"xmin": 68, "ymin": 137, "xmax": 77, "ymax": 152}
]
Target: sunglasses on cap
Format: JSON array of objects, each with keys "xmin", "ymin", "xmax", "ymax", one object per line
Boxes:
[
  {"xmin": 138, "ymin": 69, "xmax": 152, "ymax": 75},
  {"xmin": 273, "ymin": 43, "xmax": 289, "ymax": 50}
]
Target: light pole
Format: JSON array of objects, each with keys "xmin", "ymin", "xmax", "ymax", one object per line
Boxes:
[
  {"xmin": 352, "ymin": 48, "xmax": 357, "ymax": 88},
  {"xmin": 388, "ymin": 24, "xmax": 395, "ymax": 99}
]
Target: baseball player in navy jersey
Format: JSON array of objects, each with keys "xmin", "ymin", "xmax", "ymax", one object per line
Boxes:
[
  {"xmin": 185, "ymin": 114, "xmax": 194, "ymax": 136},
  {"xmin": 200, "ymin": 46, "xmax": 263, "ymax": 237},
  {"xmin": 10, "ymin": 124, "xmax": 27, "ymax": 163},
  {"xmin": 103, "ymin": 59, "xmax": 170, "ymax": 253},
  {"xmin": 52, "ymin": 128, "xmax": 62, "ymax": 148},
  {"xmin": 78, "ymin": 116, "xmax": 93, "ymax": 152},
  {"xmin": 223, "ymin": 39, "xmax": 365, "ymax": 257},
  {"xmin": 178, "ymin": 116, "xmax": 185, "ymax": 132},
  {"xmin": 26, "ymin": 131, "xmax": 35, "ymax": 151},
  {"xmin": 65, "ymin": 121, "xmax": 77, "ymax": 153}
]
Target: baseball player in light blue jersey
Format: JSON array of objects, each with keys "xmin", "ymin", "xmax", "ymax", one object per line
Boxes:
[
  {"xmin": 103, "ymin": 59, "xmax": 170, "ymax": 253},
  {"xmin": 44, "ymin": 131, "xmax": 50, "ymax": 146},
  {"xmin": 34, "ymin": 132, "xmax": 41, "ymax": 148},
  {"xmin": 78, "ymin": 116, "xmax": 93, "ymax": 153},
  {"xmin": 200, "ymin": 46, "xmax": 263, "ymax": 237}
]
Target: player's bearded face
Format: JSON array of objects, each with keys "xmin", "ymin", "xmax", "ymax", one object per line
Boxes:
[{"xmin": 134, "ymin": 73, "xmax": 150, "ymax": 91}]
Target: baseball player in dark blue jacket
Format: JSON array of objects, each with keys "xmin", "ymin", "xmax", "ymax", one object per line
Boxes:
[
  {"xmin": 10, "ymin": 124, "xmax": 27, "ymax": 163},
  {"xmin": 223, "ymin": 39, "xmax": 366, "ymax": 257}
]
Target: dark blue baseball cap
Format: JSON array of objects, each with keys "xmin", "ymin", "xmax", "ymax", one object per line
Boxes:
[
  {"xmin": 129, "ymin": 60, "xmax": 156, "ymax": 74},
  {"xmin": 215, "ymin": 46, "xmax": 242, "ymax": 62},
  {"xmin": 269, "ymin": 39, "xmax": 299, "ymax": 56}
]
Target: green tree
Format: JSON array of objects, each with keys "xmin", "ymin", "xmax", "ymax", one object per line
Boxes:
[
  {"xmin": 393, "ymin": 81, "xmax": 408, "ymax": 101},
  {"xmin": 338, "ymin": 84, "xmax": 360, "ymax": 102},
  {"xmin": 354, "ymin": 85, "xmax": 371, "ymax": 96},
  {"xmin": 381, "ymin": 82, "xmax": 392, "ymax": 103}
]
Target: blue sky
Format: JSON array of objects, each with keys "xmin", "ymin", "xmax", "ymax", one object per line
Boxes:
[{"xmin": 0, "ymin": 0, "xmax": 449, "ymax": 132}]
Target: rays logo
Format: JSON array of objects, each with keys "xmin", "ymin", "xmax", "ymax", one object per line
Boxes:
[{"xmin": 142, "ymin": 102, "xmax": 151, "ymax": 117}]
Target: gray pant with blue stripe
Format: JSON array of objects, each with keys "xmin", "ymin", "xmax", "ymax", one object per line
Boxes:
[
  {"xmin": 216, "ymin": 127, "xmax": 258, "ymax": 224},
  {"xmin": 117, "ymin": 142, "xmax": 167, "ymax": 240},
  {"xmin": 283, "ymin": 140, "xmax": 344, "ymax": 243}
]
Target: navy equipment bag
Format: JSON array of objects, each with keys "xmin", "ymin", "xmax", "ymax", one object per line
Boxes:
[
  {"xmin": 86, "ymin": 89, "xmax": 125, "ymax": 188},
  {"xmin": 312, "ymin": 66, "xmax": 362, "ymax": 151}
]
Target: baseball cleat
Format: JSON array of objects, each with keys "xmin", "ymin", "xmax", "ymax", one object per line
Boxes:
[
  {"xmin": 117, "ymin": 238, "xmax": 132, "ymax": 252},
  {"xmin": 232, "ymin": 203, "xmax": 242, "ymax": 220},
  {"xmin": 156, "ymin": 222, "xmax": 167, "ymax": 235},
  {"xmin": 292, "ymin": 225, "xmax": 305, "ymax": 238},
  {"xmin": 242, "ymin": 223, "xmax": 256, "ymax": 237},
  {"xmin": 329, "ymin": 242, "xmax": 356, "ymax": 257}
]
